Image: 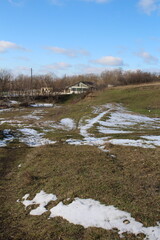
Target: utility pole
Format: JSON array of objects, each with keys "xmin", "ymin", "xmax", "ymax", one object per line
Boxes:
[{"xmin": 31, "ymin": 68, "xmax": 33, "ymax": 97}]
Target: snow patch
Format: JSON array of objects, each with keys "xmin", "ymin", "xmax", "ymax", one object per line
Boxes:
[
  {"xmin": 109, "ymin": 139, "xmax": 156, "ymax": 148},
  {"xmin": 22, "ymin": 114, "xmax": 42, "ymax": 120},
  {"xmin": 30, "ymin": 103, "xmax": 53, "ymax": 107},
  {"xmin": 44, "ymin": 118, "xmax": 76, "ymax": 131},
  {"xmin": 21, "ymin": 109, "xmax": 45, "ymax": 120},
  {"xmin": 0, "ymin": 129, "xmax": 14, "ymax": 147},
  {"xmin": 21, "ymin": 191, "xmax": 57, "ymax": 215},
  {"xmin": 18, "ymin": 128, "xmax": 56, "ymax": 147},
  {"xmin": 0, "ymin": 108, "xmax": 12, "ymax": 113},
  {"xmin": 10, "ymin": 100, "xmax": 19, "ymax": 105},
  {"xmin": 98, "ymin": 126, "xmax": 132, "ymax": 134},
  {"xmin": 79, "ymin": 110, "xmax": 110, "ymax": 137},
  {"xmin": 50, "ymin": 198, "xmax": 160, "ymax": 240},
  {"xmin": 141, "ymin": 135, "xmax": 160, "ymax": 147},
  {"xmin": 20, "ymin": 192, "xmax": 160, "ymax": 240},
  {"xmin": 66, "ymin": 104, "xmax": 160, "ymax": 150},
  {"xmin": 98, "ymin": 104, "xmax": 160, "ymax": 131},
  {"xmin": 66, "ymin": 136, "xmax": 109, "ymax": 147},
  {"xmin": 60, "ymin": 118, "xmax": 76, "ymax": 130},
  {"xmin": 0, "ymin": 120, "xmax": 22, "ymax": 126},
  {"xmin": 65, "ymin": 109, "xmax": 110, "ymax": 151}
]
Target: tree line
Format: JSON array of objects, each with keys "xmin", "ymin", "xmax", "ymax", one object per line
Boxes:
[{"xmin": 0, "ymin": 68, "xmax": 160, "ymax": 94}]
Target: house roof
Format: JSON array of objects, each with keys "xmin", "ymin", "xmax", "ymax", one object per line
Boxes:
[
  {"xmin": 67, "ymin": 81, "xmax": 95, "ymax": 88},
  {"xmin": 80, "ymin": 81, "xmax": 95, "ymax": 86}
]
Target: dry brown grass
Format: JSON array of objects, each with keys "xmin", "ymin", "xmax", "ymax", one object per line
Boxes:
[
  {"xmin": 118, "ymin": 81, "xmax": 160, "ymax": 88},
  {"xmin": 0, "ymin": 83, "xmax": 160, "ymax": 240},
  {"xmin": 0, "ymin": 142, "xmax": 159, "ymax": 240}
]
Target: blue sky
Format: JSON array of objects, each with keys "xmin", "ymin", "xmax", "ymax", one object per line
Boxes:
[{"xmin": 0, "ymin": 0, "xmax": 160, "ymax": 76}]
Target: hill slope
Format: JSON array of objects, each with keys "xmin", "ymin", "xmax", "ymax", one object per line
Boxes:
[{"xmin": 0, "ymin": 83, "xmax": 160, "ymax": 240}]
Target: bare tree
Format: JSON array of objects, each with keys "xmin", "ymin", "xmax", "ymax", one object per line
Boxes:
[{"xmin": 0, "ymin": 69, "xmax": 13, "ymax": 96}]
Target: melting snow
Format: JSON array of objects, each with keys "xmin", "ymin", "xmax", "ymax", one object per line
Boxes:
[
  {"xmin": 109, "ymin": 139, "xmax": 156, "ymax": 148},
  {"xmin": 18, "ymin": 128, "xmax": 56, "ymax": 147},
  {"xmin": 30, "ymin": 103, "xmax": 53, "ymax": 107},
  {"xmin": 22, "ymin": 114, "xmax": 42, "ymax": 120},
  {"xmin": 60, "ymin": 118, "xmax": 76, "ymax": 130},
  {"xmin": 66, "ymin": 136, "xmax": 109, "ymax": 147},
  {"xmin": 43, "ymin": 118, "xmax": 76, "ymax": 131},
  {"xmin": 50, "ymin": 198, "xmax": 160, "ymax": 240},
  {"xmin": 21, "ymin": 109, "xmax": 45, "ymax": 120},
  {"xmin": 65, "ymin": 110, "xmax": 110, "ymax": 148},
  {"xmin": 22, "ymin": 190, "xmax": 57, "ymax": 215},
  {"xmin": 1, "ymin": 103, "xmax": 160, "ymax": 149},
  {"xmin": 0, "ymin": 119, "xmax": 22, "ymax": 126},
  {"xmin": 9, "ymin": 100, "xmax": 19, "ymax": 105},
  {"xmin": 66, "ymin": 104, "xmax": 160, "ymax": 150},
  {"xmin": 20, "ymin": 192, "xmax": 160, "ymax": 240},
  {"xmin": 141, "ymin": 136, "xmax": 160, "ymax": 146},
  {"xmin": 0, "ymin": 129, "xmax": 14, "ymax": 147},
  {"xmin": 0, "ymin": 126, "xmax": 56, "ymax": 148},
  {"xmin": 79, "ymin": 110, "xmax": 109, "ymax": 137},
  {"xmin": 0, "ymin": 108, "xmax": 12, "ymax": 113},
  {"xmin": 98, "ymin": 126, "xmax": 132, "ymax": 134},
  {"xmin": 98, "ymin": 113, "xmax": 160, "ymax": 131}
]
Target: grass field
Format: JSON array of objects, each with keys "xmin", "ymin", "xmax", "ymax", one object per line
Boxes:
[{"xmin": 0, "ymin": 83, "xmax": 160, "ymax": 240}]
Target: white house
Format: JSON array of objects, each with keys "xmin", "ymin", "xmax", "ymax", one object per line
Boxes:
[
  {"xmin": 65, "ymin": 81, "xmax": 95, "ymax": 94},
  {"xmin": 40, "ymin": 87, "xmax": 53, "ymax": 95}
]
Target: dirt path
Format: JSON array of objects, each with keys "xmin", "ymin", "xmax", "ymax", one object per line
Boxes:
[{"xmin": 0, "ymin": 146, "xmax": 30, "ymax": 240}]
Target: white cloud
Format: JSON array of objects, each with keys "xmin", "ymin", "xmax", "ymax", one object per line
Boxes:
[
  {"xmin": 77, "ymin": 64, "xmax": 107, "ymax": 74},
  {"xmin": 41, "ymin": 62, "xmax": 72, "ymax": 76},
  {"xmin": 45, "ymin": 46, "xmax": 90, "ymax": 58},
  {"xmin": 0, "ymin": 41, "xmax": 28, "ymax": 53},
  {"xmin": 135, "ymin": 50, "xmax": 159, "ymax": 64},
  {"xmin": 138, "ymin": 0, "xmax": 160, "ymax": 14},
  {"xmin": 92, "ymin": 56, "xmax": 124, "ymax": 66},
  {"xmin": 46, "ymin": 46, "xmax": 76, "ymax": 57}
]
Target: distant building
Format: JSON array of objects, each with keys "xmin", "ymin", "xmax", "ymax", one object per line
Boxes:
[
  {"xmin": 40, "ymin": 87, "xmax": 53, "ymax": 95},
  {"xmin": 64, "ymin": 81, "xmax": 95, "ymax": 94},
  {"xmin": 108, "ymin": 84, "xmax": 114, "ymax": 88}
]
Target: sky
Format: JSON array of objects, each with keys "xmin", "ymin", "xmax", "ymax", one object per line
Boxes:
[{"xmin": 0, "ymin": 0, "xmax": 160, "ymax": 77}]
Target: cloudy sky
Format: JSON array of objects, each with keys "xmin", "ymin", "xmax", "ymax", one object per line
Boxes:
[{"xmin": 0, "ymin": 0, "xmax": 160, "ymax": 76}]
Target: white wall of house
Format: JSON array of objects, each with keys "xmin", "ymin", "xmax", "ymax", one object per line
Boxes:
[
  {"xmin": 68, "ymin": 82, "xmax": 90, "ymax": 94},
  {"xmin": 40, "ymin": 87, "xmax": 53, "ymax": 94}
]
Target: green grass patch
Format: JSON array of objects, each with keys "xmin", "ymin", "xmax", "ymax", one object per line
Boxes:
[
  {"xmin": 44, "ymin": 129, "xmax": 83, "ymax": 142},
  {"xmin": 91, "ymin": 85, "xmax": 160, "ymax": 117}
]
